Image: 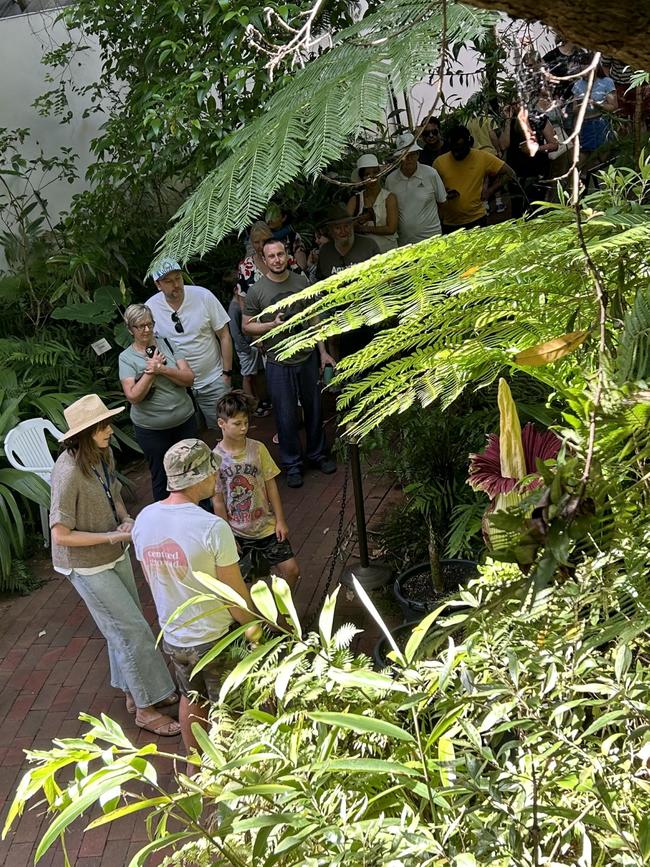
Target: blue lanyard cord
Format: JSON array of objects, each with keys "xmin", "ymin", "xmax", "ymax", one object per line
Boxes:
[{"xmin": 92, "ymin": 461, "xmax": 119, "ymax": 525}]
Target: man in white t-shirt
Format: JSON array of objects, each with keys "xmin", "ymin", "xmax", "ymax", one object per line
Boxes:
[
  {"xmin": 147, "ymin": 259, "xmax": 233, "ymax": 429},
  {"xmin": 132, "ymin": 438, "xmax": 260, "ymax": 755},
  {"xmin": 385, "ymin": 131, "xmax": 447, "ymax": 245}
]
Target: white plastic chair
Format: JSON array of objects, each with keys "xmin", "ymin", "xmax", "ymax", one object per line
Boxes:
[{"xmin": 4, "ymin": 418, "xmax": 63, "ymax": 547}]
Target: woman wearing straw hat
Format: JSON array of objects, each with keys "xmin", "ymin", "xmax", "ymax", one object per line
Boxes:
[
  {"xmin": 50, "ymin": 394, "xmax": 180, "ymax": 736},
  {"xmin": 345, "ymin": 154, "xmax": 398, "ymax": 253}
]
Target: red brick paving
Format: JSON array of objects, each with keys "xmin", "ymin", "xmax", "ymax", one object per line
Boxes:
[{"xmin": 0, "ymin": 413, "xmax": 401, "ymax": 865}]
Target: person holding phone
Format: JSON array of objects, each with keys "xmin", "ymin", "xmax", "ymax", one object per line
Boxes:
[{"xmin": 119, "ymin": 303, "xmax": 197, "ymax": 500}]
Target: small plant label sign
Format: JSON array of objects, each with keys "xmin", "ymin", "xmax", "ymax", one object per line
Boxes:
[{"xmin": 91, "ymin": 338, "xmax": 112, "ymax": 355}]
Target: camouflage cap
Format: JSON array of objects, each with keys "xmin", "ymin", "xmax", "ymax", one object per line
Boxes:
[{"xmin": 163, "ymin": 439, "xmax": 218, "ymax": 491}]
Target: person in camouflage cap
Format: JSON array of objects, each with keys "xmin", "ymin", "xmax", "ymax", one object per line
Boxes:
[
  {"xmin": 133, "ymin": 435, "xmax": 260, "ymax": 760},
  {"xmin": 163, "ymin": 438, "xmax": 219, "ymax": 491}
]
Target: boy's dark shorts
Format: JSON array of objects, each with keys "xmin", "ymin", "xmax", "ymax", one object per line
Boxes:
[
  {"xmin": 162, "ymin": 637, "xmax": 234, "ymax": 702},
  {"xmin": 236, "ymin": 533, "xmax": 294, "ymax": 579}
]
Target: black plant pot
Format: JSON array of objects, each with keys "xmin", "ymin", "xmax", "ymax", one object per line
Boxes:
[
  {"xmin": 373, "ymin": 620, "xmax": 422, "ymax": 669},
  {"xmin": 393, "ymin": 559, "xmax": 477, "ymax": 622}
]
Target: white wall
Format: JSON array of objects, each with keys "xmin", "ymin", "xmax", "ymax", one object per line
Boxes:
[{"xmin": 0, "ymin": 8, "xmax": 103, "ymax": 242}]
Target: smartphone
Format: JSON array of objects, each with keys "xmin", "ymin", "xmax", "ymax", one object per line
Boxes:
[{"xmin": 145, "ymin": 345, "xmax": 167, "ymax": 364}]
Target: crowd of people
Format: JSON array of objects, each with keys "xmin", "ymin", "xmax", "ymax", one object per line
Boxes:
[{"xmin": 47, "ymin": 39, "xmax": 635, "ymax": 761}]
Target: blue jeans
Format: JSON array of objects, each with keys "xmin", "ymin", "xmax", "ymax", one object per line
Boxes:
[
  {"xmin": 265, "ymin": 351, "xmax": 326, "ymax": 472},
  {"xmin": 133, "ymin": 413, "xmax": 198, "ymax": 501},
  {"xmin": 69, "ymin": 555, "xmax": 175, "ymax": 708}
]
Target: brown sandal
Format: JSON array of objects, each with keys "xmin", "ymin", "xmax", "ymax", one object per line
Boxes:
[
  {"xmin": 135, "ymin": 713, "xmax": 181, "ymax": 737},
  {"xmin": 125, "ymin": 692, "xmax": 179, "ymax": 715}
]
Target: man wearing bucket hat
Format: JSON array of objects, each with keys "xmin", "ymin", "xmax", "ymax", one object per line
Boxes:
[
  {"xmin": 146, "ymin": 259, "xmax": 233, "ymax": 430},
  {"xmin": 345, "ymin": 154, "xmax": 398, "ymax": 253},
  {"xmin": 132, "ymin": 438, "xmax": 260, "ymax": 754},
  {"xmin": 385, "ymin": 131, "xmax": 448, "ymax": 245},
  {"xmin": 313, "ymin": 202, "xmax": 380, "ymax": 360},
  {"xmin": 50, "ymin": 394, "xmax": 180, "ymax": 736}
]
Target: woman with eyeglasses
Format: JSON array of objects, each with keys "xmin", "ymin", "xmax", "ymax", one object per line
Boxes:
[{"xmin": 119, "ymin": 303, "xmax": 197, "ymax": 500}]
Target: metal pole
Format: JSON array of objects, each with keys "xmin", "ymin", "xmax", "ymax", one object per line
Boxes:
[
  {"xmin": 349, "ymin": 442, "xmax": 369, "ymax": 568},
  {"xmin": 339, "ymin": 442, "xmax": 392, "ymax": 591}
]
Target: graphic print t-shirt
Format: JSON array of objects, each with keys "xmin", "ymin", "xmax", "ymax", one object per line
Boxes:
[
  {"xmin": 213, "ymin": 438, "xmax": 280, "ymax": 540},
  {"xmin": 132, "ymin": 502, "xmax": 239, "ymax": 647}
]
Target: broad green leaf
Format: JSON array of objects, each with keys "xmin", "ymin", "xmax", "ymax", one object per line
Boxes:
[
  {"xmin": 192, "ymin": 570, "xmax": 249, "ymax": 610},
  {"xmin": 86, "ymin": 797, "xmax": 169, "ymax": 829},
  {"xmin": 250, "ymin": 580, "xmax": 279, "ymax": 624},
  {"xmin": 638, "ymin": 815, "xmax": 650, "ymax": 860},
  {"xmin": 404, "ymin": 601, "xmax": 449, "ymax": 663},
  {"xmin": 190, "ymin": 623, "xmax": 251, "ymax": 676},
  {"xmin": 328, "ymin": 666, "xmax": 408, "ymax": 693},
  {"xmin": 307, "ymin": 712, "xmax": 416, "ymax": 744},
  {"xmin": 352, "ymin": 575, "xmax": 405, "ymax": 664},
  {"xmin": 614, "ymin": 643, "xmax": 632, "ymax": 682},
  {"xmin": 190, "ymin": 724, "xmax": 225, "ymax": 769},
  {"xmin": 438, "ymin": 736, "xmax": 456, "ymax": 787},
  {"xmin": 0, "ymin": 469, "xmax": 51, "ymax": 507},
  {"xmin": 271, "ymin": 575, "xmax": 302, "ymax": 638},
  {"xmin": 318, "ymin": 586, "xmax": 340, "ymax": 645},
  {"xmin": 219, "ymin": 636, "xmax": 284, "ymax": 702},
  {"xmin": 314, "ymin": 758, "xmax": 420, "ymax": 776},
  {"xmin": 128, "ymin": 832, "xmax": 199, "ymax": 867},
  {"xmin": 35, "ymin": 770, "xmax": 137, "ymax": 862}
]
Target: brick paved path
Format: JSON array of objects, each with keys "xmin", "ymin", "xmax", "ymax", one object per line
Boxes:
[{"xmin": 0, "ymin": 414, "xmax": 399, "ymax": 866}]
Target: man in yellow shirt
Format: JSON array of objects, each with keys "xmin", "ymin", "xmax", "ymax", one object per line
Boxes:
[{"xmin": 434, "ymin": 125, "xmax": 515, "ymax": 233}]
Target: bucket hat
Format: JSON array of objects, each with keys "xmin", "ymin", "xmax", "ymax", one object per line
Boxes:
[
  {"xmin": 322, "ymin": 203, "xmax": 357, "ymax": 225},
  {"xmin": 164, "ymin": 439, "xmax": 219, "ymax": 491},
  {"xmin": 61, "ymin": 395, "xmax": 124, "ymax": 441}
]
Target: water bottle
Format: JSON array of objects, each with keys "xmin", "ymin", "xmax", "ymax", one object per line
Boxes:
[{"xmin": 322, "ymin": 363, "xmax": 335, "ymax": 386}]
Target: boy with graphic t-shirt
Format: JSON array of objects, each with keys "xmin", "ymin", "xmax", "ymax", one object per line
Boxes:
[{"xmin": 211, "ymin": 391, "xmax": 300, "ymax": 588}]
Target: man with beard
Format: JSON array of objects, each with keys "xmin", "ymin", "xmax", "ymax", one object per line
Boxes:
[{"xmin": 243, "ymin": 238, "xmax": 336, "ymax": 489}]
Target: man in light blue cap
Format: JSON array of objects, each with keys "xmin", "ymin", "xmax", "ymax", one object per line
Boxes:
[{"xmin": 147, "ymin": 259, "xmax": 233, "ymax": 430}]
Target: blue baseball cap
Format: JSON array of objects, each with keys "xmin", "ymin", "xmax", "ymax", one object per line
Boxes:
[{"xmin": 152, "ymin": 258, "xmax": 182, "ymax": 281}]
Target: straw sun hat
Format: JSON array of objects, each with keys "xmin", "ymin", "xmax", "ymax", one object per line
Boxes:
[{"xmin": 61, "ymin": 394, "xmax": 124, "ymax": 441}]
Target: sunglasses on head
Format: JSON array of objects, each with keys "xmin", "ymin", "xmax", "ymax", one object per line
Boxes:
[{"xmin": 171, "ymin": 312, "xmax": 184, "ymax": 334}]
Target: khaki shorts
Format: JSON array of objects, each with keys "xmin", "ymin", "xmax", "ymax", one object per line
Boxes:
[{"xmin": 162, "ymin": 636, "xmax": 235, "ymax": 702}]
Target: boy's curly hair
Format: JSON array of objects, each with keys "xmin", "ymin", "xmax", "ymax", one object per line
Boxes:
[{"xmin": 216, "ymin": 390, "xmax": 258, "ymax": 420}]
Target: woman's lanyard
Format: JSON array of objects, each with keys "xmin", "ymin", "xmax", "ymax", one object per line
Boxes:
[{"xmin": 92, "ymin": 460, "xmax": 119, "ymax": 526}]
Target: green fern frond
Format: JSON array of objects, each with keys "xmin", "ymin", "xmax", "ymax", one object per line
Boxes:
[
  {"xmin": 268, "ymin": 205, "xmax": 650, "ymax": 436},
  {"xmin": 150, "ymin": 0, "xmax": 496, "ymax": 270},
  {"xmin": 617, "ymin": 284, "xmax": 650, "ymax": 382}
]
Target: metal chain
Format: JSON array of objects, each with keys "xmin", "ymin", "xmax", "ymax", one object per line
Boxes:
[{"xmin": 303, "ymin": 457, "xmax": 350, "ymax": 632}]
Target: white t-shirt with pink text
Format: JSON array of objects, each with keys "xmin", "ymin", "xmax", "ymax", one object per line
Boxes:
[{"xmin": 133, "ymin": 502, "xmax": 239, "ymax": 648}]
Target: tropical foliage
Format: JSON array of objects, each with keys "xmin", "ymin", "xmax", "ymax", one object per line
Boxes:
[
  {"xmin": 5, "ymin": 563, "xmax": 650, "ymax": 865},
  {"xmin": 150, "ymin": 0, "xmax": 495, "ymax": 269}
]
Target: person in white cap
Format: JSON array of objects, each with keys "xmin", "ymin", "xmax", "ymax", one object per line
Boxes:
[
  {"xmin": 385, "ymin": 131, "xmax": 448, "ymax": 245},
  {"xmin": 50, "ymin": 394, "xmax": 180, "ymax": 737},
  {"xmin": 146, "ymin": 259, "xmax": 233, "ymax": 430},
  {"xmin": 345, "ymin": 154, "xmax": 398, "ymax": 253}
]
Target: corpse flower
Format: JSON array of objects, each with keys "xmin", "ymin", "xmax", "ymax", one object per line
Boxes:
[{"xmin": 468, "ymin": 379, "xmax": 561, "ymax": 550}]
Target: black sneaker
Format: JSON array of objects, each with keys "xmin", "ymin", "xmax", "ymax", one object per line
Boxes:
[
  {"xmin": 286, "ymin": 469, "xmax": 303, "ymax": 488},
  {"xmin": 316, "ymin": 457, "xmax": 336, "ymax": 475}
]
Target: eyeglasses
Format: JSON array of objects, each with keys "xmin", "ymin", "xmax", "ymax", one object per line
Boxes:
[
  {"xmin": 422, "ymin": 129, "xmax": 440, "ymax": 138},
  {"xmin": 133, "ymin": 321, "xmax": 154, "ymax": 331},
  {"xmin": 171, "ymin": 312, "xmax": 184, "ymax": 334}
]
